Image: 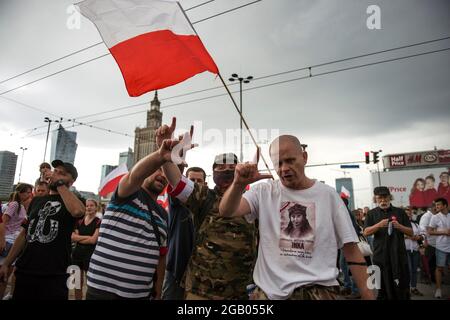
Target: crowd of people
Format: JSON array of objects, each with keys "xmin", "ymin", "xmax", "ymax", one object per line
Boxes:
[{"xmin": 0, "ymin": 117, "xmax": 448, "ymax": 301}]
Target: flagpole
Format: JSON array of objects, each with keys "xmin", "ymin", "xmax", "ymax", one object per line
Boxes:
[{"xmin": 178, "ymin": 2, "xmax": 273, "ymax": 176}]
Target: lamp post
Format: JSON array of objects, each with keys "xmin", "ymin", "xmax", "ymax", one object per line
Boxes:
[
  {"xmin": 43, "ymin": 117, "xmax": 61, "ymax": 162},
  {"xmin": 19, "ymin": 147, "xmax": 28, "ymax": 182},
  {"xmin": 43, "ymin": 117, "xmax": 52, "ymax": 162},
  {"xmin": 229, "ymin": 73, "xmax": 253, "ymax": 162}
]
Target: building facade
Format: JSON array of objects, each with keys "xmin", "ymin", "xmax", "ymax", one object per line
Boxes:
[
  {"xmin": 50, "ymin": 124, "xmax": 78, "ymax": 164},
  {"xmin": 119, "ymin": 147, "xmax": 134, "ymax": 170},
  {"xmin": 0, "ymin": 151, "xmax": 18, "ymax": 199},
  {"xmin": 134, "ymin": 91, "xmax": 162, "ymax": 164}
]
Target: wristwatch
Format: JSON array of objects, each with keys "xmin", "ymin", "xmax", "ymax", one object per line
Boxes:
[{"xmin": 55, "ymin": 179, "xmax": 66, "ymax": 188}]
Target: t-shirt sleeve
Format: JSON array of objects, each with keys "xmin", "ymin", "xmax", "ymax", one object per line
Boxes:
[
  {"xmin": 242, "ymin": 184, "xmax": 261, "ymax": 222},
  {"xmin": 110, "ymin": 186, "xmax": 139, "ymax": 205},
  {"xmin": 419, "ymin": 213, "xmax": 430, "ymax": 233},
  {"xmin": 4, "ymin": 201, "xmax": 19, "ymax": 218},
  {"xmin": 332, "ymin": 193, "xmax": 359, "ymax": 248},
  {"xmin": 429, "ymin": 215, "xmax": 439, "ymax": 229},
  {"xmin": 364, "ymin": 211, "xmax": 375, "ymax": 229},
  {"xmin": 399, "ymin": 210, "xmax": 412, "ymax": 229},
  {"xmin": 95, "ymin": 218, "xmax": 101, "ymax": 228}
]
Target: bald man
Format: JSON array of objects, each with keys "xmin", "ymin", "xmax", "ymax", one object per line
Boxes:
[{"xmin": 220, "ymin": 135, "xmax": 374, "ymax": 300}]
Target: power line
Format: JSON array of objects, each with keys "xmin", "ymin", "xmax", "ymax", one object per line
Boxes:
[
  {"xmin": 0, "ymin": 0, "xmax": 219, "ymax": 86},
  {"xmin": 0, "ymin": 0, "xmax": 262, "ymax": 96},
  {"xmin": 185, "ymin": 0, "xmax": 216, "ymax": 12},
  {"xmin": 64, "ymin": 36, "xmax": 450, "ymax": 122},
  {"xmin": 23, "ymin": 46, "xmax": 450, "ymax": 139},
  {"xmin": 192, "ymin": 0, "xmax": 262, "ymax": 24}
]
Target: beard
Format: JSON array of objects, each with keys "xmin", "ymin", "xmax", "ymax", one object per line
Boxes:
[{"xmin": 145, "ymin": 178, "xmax": 167, "ymax": 195}]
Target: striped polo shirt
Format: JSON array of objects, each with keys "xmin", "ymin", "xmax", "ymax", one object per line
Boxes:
[{"xmin": 87, "ymin": 188, "xmax": 168, "ymax": 299}]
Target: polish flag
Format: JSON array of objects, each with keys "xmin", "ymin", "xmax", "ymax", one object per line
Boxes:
[
  {"xmin": 99, "ymin": 163, "xmax": 128, "ymax": 197},
  {"xmin": 157, "ymin": 186, "xmax": 169, "ymax": 211},
  {"xmin": 340, "ymin": 186, "xmax": 351, "ymax": 199},
  {"xmin": 77, "ymin": 0, "xmax": 219, "ymax": 97}
]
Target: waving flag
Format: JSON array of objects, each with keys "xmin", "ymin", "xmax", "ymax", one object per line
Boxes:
[
  {"xmin": 340, "ymin": 186, "xmax": 351, "ymax": 199},
  {"xmin": 99, "ymin": 163, "xmax": 128, "ymax": 197},
  {"xmin": 77, "ymin": 0, "xmax": 219, "ymax": 97}
]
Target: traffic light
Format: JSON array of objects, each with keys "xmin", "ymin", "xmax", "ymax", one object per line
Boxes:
[
  {"xmin": 373, "ymin": 151, "xmax": 379, "ymax": 164},
  {"xmin": 365, "ymin": 151, "xmax": 370, "ymax": 164}
]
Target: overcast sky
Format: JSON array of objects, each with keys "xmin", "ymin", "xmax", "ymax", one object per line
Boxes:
[{"xmin": 1, "ymin": 0, "xmax": 449, "ymax": 207}]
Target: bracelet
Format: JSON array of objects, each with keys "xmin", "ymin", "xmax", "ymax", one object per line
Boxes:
[{"xmin": 347, "ymin": 261, "xmax": 367, "ymax": 266}]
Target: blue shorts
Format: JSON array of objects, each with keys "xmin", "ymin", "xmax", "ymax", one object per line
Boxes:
[{"xmin": 436, "ymin": 248, "xmax": 450, "ymax": 267}]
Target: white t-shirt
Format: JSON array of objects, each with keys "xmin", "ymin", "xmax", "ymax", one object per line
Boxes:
[
  {"xmin": 405, "ymin": 222, "xmax": 422, "ymax": 252},
  {"xmin": 419, "ymin": 211, "xmax": 436, "ymax": 247},
  {"xmin": 243, "ymin": 179, "xmax": 359, "ymax": 300},
  {"xmin": 429, "ymin": 212, "xmax": 450, "ymax": 253}
]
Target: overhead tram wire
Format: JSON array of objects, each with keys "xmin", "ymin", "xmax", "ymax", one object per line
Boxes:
[
  {"xmin": 24, "ymin": 46, "xmax": 450, "ymax": 139},
  {"xmin": 52, "ymin": 37, "xmax": 450, "ymax": 123},
  {"xmin": 0, "ymin": 0, "xmax": 262, "ymax": 96},
  {"xmin": 0, "ymin": 0, "xmax": 218, "ymax": 86},
  {"xmin": 3, "ymin": 32, "xmax": 449, "ymax": 133}
]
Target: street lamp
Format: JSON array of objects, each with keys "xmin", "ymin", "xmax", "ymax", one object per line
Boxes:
[
  {"xmin": 43, "ymin": 117, "xmax": 61, "ymax": 162},
  {"xmin": 19, "ymin": 147, "xmax": 28, "ymax": 182},
  {"xmin": 229, "ymin": 73, "xmax": 253, "ymax": 162}
]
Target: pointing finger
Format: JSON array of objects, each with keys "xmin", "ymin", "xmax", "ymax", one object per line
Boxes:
[{"xmin": 169, "ymin": 117, "xmax": 176, "ymax": 132}]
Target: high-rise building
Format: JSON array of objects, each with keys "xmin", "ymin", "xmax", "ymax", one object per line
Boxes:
[
  {"xmin": 50, "ymin": 124, "xmax": 78, "ymax": 164},
  {"xmin": 335, "ymin": 177, "xmax": 355, "ymax": 211},
  {"xmin": 100, "ymin": 165, "xmax": 117, "ymax": 183},
  {"xmin": 119, "ymin": 147, "xmax": 134, "ymax": 170},
  {"xmin": 134, "ymin": 91, "xmax": 162, "ymax": 164},
  {"xmin": 0, "ymin": 151, "xmax": 18, "ymax": 199}
]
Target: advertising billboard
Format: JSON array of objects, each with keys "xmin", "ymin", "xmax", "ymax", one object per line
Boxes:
[{"xmin": 370, "ymin": 167, "xmax": 450, "ymax": 208}]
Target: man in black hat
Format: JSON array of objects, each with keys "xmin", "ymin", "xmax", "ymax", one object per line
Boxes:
[
  {"xmin": 0, "ymin": 160, "xmax": 85, "ymax": 300},
  {"xmin": 363, "ymin": 186, "xmax": 413, "ymax": 300},
  {"xmin": 156, "ymin": 118, "xmax": 257, "ymax": 300}
]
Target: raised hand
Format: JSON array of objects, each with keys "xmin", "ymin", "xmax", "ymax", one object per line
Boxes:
[
  {"xmin": 156, "ymin": 117, "xmax": 177, "ymax": 147},
  {"xmin": 158, "ymin": 136, "xmax": 197, "ymax": 164},
  {"xmin": 234, "ymin": 147, "xmax": 272, "ymax": 186}
]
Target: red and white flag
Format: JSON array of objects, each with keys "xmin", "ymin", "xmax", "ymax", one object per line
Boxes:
[
  {"xmin": 77, "ymin": 0, "xmax": 219, "ymax": 97},
  {"xmin": 340, "ymin": 186, "xmax": 351, "ymax": 199},
  {"xmin": 157, "ymin": 186, "xmax": 169, "ymax": 211},
  {"xmin": 99, "ymin": 163, "xmax": 128, "ymax": 197}
]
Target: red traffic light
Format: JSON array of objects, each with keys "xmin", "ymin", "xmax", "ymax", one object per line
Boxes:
[{"xmin": 365, "ymin": 152, "xmax": 370, "ymax": 164}]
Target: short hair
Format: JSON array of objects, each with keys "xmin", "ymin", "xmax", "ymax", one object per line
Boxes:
[
  {"xmin": 440, "ymin": 171, "xmax": 449, "ymax": 178},
  {"xmin": 35, "ymin": 181, "xmax": 49, "ymax": 188},
  {"xmin": 39, "ymin": 162, "xmax": 51, "ymax": 170},
  {"xmin": 269, "ymin": 135, "xmax": 304, "ymax": 155},
  {"xmin": 186, "ymin": 167, "xmax": 206, "ymax": 180},
  {"xmin": 434, "ymin": 197, "xmax": 448, "ymax": 207},
  {"xmin": 425, "ymin": 174, "xmax": 435, "ymax": 182}
]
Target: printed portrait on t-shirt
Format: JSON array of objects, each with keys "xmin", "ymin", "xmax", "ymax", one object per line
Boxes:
[{"xmin": 279, "ymin": 202, "xmax": 315, "ymax": 259}]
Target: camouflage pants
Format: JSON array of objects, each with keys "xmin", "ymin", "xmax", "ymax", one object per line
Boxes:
[{"xmin": 250, "ymin": 285, "xmax": 339, "ymax": 300}]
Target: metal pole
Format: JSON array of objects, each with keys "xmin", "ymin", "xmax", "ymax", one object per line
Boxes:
[
  {"xmin": 239, "ymin": 80, "xmax": 243, "ymax": 162},
  {"xmin": 43, "ymin": 119, "xmax": 51, "ymax": 162},
  {"xmin": 18, "ymin": 147, "xmax": 26, "ymax": 182},
  {"xmin": 377, "ymin": 162, "xmax": 382, "ymax": 186}
]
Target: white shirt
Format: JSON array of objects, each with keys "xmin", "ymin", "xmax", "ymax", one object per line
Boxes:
[
  {"xmin": 243, "ymin": 179, "xmax": 358, "ymax": 300},
  {"xmin": 405, "ymin": 222, "xmax": 422, "ymax": 252},
  {"xmin": 429, "ymin": 212, "xmax": 450, "ymax": 253},
  {"xmin": 419, "ymin": 211, "xmax": 436, "ymax": 247}
]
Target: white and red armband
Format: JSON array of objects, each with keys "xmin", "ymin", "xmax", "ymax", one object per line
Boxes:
[{"xmin": 167, "ymin": 175, "xmax": 194, "ymax": 203}]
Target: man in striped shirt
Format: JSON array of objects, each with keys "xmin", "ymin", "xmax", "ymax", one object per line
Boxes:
[{"xmin": 86, "ymin": 140, "xmax": 178, "ymax": 300}]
